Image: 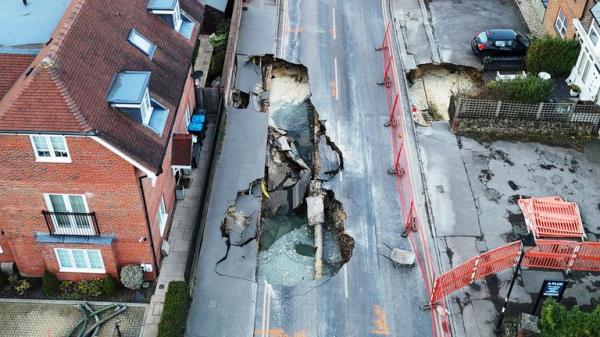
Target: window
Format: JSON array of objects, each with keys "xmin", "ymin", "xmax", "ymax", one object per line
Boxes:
[
  {"xmin": 55, "ymin": 248, "xmax": 104, "ymax": 273},
  {"xmin": 128, "ymin": 29, "xmax": 156, "ymax": 57},
  {"xmin": 555, "ymin": 8, "xmax": 567, "ymax": 38},
  {"xmin": 30, "ymin": 135, "xmax": 70, "ymax": 162},
  {"xmin": 155, "ymin": 197, "xmax": 168, "ymax": 236},
  {"xmin": 173, "ymin": 1, "xmax": 182, "ymax": 31},
  {"xmin": 140, "ymin": 88, "xmax": 154, "ymax": 124},
  {"xmin": 44, "ymin": 194, "xmax": 93, "ymax": 234},
  {"xmin": 477, "ymin": 31, "xmax": 488, "ymax": 43},
  {"xmin": 184, "ymin": 105, "xmax": 191, "ymax": 127},
  {"xmin": 590, "ymin": 20, "xmax": 600, "ymax": 46}
]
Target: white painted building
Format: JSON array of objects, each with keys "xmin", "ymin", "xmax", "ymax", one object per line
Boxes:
[{"xmin": 568, "ymin": 5, "xmax": 600, "ymax": 103}]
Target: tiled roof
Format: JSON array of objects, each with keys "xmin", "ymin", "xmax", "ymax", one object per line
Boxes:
[
  {"xmin": 0, "ymin": 0, "xmax": 204, "ymax": 172},
  {"xmin": 0, "ymin": 54, "xmax": 35, "ymax": 100},
  {"xmin": 171, "ymin": 133, "xmax": 193, "ymax": 166}
]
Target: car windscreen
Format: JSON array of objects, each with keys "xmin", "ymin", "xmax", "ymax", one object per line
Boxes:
[
  {"xmin": 516, "ymin": 34, "xmax": 530, "ymax": 47},
  {"xmin": 477, "ymin": 31, "xmax": 488, "ymax": 43}
]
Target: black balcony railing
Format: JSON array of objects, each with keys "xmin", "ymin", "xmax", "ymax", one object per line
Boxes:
[{"xmin": 42, "ymin": 211, "xmax": 100, "ymax": 236}]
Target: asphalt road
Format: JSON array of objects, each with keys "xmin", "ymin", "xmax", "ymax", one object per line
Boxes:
[{"xmin": 254, "ymin": 0, "xmax": 433, "ymax": 336}]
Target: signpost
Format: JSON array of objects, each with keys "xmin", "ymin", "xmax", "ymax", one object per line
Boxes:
[{"xmin": 532, "ymin": 280, "xmax": 568, "ymax": 315}]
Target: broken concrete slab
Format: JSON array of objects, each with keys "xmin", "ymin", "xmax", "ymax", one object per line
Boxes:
[
  {"xmin": 291, "ymin": 169, "xmax": 310, "ymax": 209},
  {"xmin": 306, "ymin": 195, "xmax": 325, "ymax": 226},
  {"xmin": 317, "ymin": 135, "xmax": 341, "ymax": 180},
  {"xmin": 235, "ymin": 55, "xmax": 262, "ymax": 93},
  {"xmin": 215, "ymin": 240, "xmax": 259, "ymax": 282},
  {"xmin": 276, "ymin": 136, "xmax": 291, "ymax": 151},
  {"xmin": 237, "ymin": 5, "xmax": 277, "ymax": 56}
]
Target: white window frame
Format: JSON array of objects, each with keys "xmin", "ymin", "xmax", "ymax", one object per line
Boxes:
[
  {"xmin": 140, "ymin": 89, "xmax": 154, "ymax": 125},
  {"xmin": 173, "ymin": 1, "xmax": 183, "ymax": 31},
  {"xmin": 44, "ymin": 193, "xmax": 94, "ymax": 235},
  {"xmin": 184, "ymin": 104, "xmax": 191, "ymax": 127},
  {"xmin": 555, "ymin": 8, "xmax": 567, "ymax": 38},
  {"xmin": 589, "ymin": 20, "xmax": 600, "ymax": 46},
  {"xmin": 30, "ymin": 135, "xmax": 71, "ymax": 163},
  {"xmin": 54, "ymin": 248, "xmax": 105, "ymax": 273},
  {"xmin": 128, "ymin": 29, "xmax": 155, "ymax": 57},
  {"xmin": 156, "ymin": 197, "xmax": 168, "ymax": 236}
]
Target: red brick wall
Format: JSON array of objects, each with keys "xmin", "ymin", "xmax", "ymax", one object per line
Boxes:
[
  {"xmin": 0, "ymin": 69, "xmax": 196, "ymax": 281},
  {"xmin": 141, "ymin": 70, "xmax": 196, "ymax": 269},
  {"xmin": 0, "ymin": 134, "xmax": 154, "ymax": 279},
  {"xmin": 543, "ymin": 0, "xmax": 594, "ymax": 38}
]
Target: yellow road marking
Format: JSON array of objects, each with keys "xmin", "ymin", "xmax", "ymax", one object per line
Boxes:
[{"xmin": 372, "ymin": 304, "xmax": 390, "ymax": 335}]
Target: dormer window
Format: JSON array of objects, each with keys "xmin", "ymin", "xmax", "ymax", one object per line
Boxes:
[
  {"xmin": 106, "ymin": 71, "xmax": 154, "ymax": 125},
  {"xmin": 106, "ymin": 71, "xmax": 169, "ymax": 136},
  {"xmin": 128, "ymin": 29, "xmax": 156, "ymax": 58},
  {"xmin": 147, "ymin": 0, "xmax": 195, "ymax": 39}
]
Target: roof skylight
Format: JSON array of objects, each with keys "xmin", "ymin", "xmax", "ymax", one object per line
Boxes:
[{"xmin": 128, "ymin": 29, "xmax": 156, "ymax": 58}]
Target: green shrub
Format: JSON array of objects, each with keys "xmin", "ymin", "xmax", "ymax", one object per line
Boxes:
[
  {"xmin": 76, "ymin": 280, "xmax": 103, "ymax": 298},
  {"xmin": 102, "ymin": 274, "xmax": 119, "ymax": 297},
  {"xmin": 539, "ymin": 299, "xmax": 600, "ymax": 337},
  {"xmin": 14, "ymin": 279, "xmax": 31, "ymax": 296},
  {"xmin": 0, "ymin": 271, "xmax": 7, "ymax": 288},
  {"xmin": 486, "ymin": 75, "xmax": 553, "ymax": 103},
  {"xmin": 42, "ymin": 270, "xmax": 60, "ymax": 296},
  {"xmin": 526, "ymin": 35, "xmax": 581, "ymax": 76},
  {"xmin": 157, "ymin": 281, "xmax": 189, "ymax": 337},
  {"xmin": 120, "ymin": 265, "xmax": 144, "ymax": 290},
  {"xmin": 207, "ymin": 20, "xmax": 230, "ymax": 84}
]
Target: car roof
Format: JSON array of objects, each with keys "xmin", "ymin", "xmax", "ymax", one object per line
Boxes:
[{"xmin": 486, "ymin": 29, "xmax": 518, "ymax": 40}]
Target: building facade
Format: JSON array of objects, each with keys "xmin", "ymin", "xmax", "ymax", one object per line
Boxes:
[
  {"xmin": 542, "ymin": 0, "xmax": 596, "ymax": 39},
  {"xmin": 568, "ymin": 3, "xmax": 600, "ymax": 102},
  {"xmin": 0, "ymin": 0, "xmax": 204, "ymax": 281}
]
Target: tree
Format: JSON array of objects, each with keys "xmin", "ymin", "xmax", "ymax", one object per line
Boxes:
[{"xmin": 538, "ymin": 299, "xmax": 600, "ymax": 337}]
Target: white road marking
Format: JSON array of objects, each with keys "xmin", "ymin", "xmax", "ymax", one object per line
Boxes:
[
  {"xmin": 343, "ymin": 264, "xmax": 349, "ymax": 298},
  {"xmin": 334, "ymin": 57, "xmax": 339, "ymax": 100},
  {"xmin": 280, "ymin": 0, "xmax": 289, "ymax": 59},
  {"xmin": 332, "ymin": 7, "xmax": 337, "ymax": 40},
  {"xmin": 261, "ymin": 280, "xmax": 268, "ymax": 336}
]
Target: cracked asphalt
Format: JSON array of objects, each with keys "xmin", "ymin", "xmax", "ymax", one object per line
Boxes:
[{"xmin": 186, "ymin": 0, "xmax": 434, "ymax": 336}]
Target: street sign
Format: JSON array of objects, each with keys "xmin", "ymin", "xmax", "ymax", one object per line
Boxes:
[
  {"xmin": 541, "ymin": 280, "xmax": 567, "ymax": 298},
  {"xmin": 532, "ymin": 279, "xmax": 568, "ymax": 315}
]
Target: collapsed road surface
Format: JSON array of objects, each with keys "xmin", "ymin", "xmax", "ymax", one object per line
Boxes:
[{"xmin": 186, "ymin": 1, "xmax": 434, "ymax": 336}]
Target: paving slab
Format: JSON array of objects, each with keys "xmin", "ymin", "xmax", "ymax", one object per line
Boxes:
[
  {"xmin": 417, "ymin": 122, "xmax": 481, "ymax": 236},
  {"xmin": 0, "ymin": 300, "xmax": 145, "ymax": 337}
]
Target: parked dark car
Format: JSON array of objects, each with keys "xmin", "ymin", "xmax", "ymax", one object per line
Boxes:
[{"xmin": 471, "ymin": 29, "xmax": 531, "ymax": 58}]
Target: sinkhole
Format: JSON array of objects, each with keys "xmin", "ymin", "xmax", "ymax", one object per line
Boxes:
[{"xmin": 256, "ymin": 60, "xmax": 354, "ymax": 286}]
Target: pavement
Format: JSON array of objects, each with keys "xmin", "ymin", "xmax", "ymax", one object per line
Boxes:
[
  {"xmin": 0, "ymin": 299, "xmax": 146, "ymax": 337},
  {"xmin": 391, "ymin": 0, "xmax": 529, "ymax": 70},
  {"xmin": 141, "ymin": 125, "xmax": 215, "ymax": 337},
  {"xmin": 416, "ymin": 121, "xmax": 600, "ymax": 337}
]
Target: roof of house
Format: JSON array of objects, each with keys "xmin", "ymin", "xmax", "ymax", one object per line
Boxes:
[
  {"xmin": 0, "ymin": 0, "xmax": 71, "ymax": 53},
  {"xmin": 0, "ymin": 54, "xmax": 35, "ymax": 100},
  {"xmin": 0, "ymin": 0, "xmax": 204, "ymax": 173},
  {"xmin": 171, "ymin": 133, "xmax": 193, "ymax": 167}
]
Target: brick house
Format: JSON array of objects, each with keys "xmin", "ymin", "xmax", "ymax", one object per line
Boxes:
[
  {"xmin": 542, "ymin": 0, "xmax": 596, "ymax": 39},
  {"xmin": 0, "ymin": 0, "xmax": 204, "ymax": 281}
]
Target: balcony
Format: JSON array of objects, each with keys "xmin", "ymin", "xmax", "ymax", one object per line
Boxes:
[{"xmin": 42, "ymin": 211, "xmax": 100, "ymax": 236}]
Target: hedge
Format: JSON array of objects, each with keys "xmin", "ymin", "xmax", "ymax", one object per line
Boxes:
[
  {"xmin": 526, "ymin": 35, "xmax": 580, "ymax": 76},
  {"xmin": 486, "ymin": 75, "xmax": 553, "ymax": 104},
  {"xmin": 157, "ymin": 281, "xmax": 189, "ymax": 337},
  {"xmin": 539, "ymin": 299, "xmax": 600, "ymax": 337}
]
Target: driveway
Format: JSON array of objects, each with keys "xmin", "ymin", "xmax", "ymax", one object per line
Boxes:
[
  {"xmin": 429, "ymin": 0, "xmax": 529, "ymax": 68},
  {"xmin": 0, "ymin": 299, "xmax": 146, "ymax": 337}
]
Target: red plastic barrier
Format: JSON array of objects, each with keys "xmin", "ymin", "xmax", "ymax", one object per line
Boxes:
[
  {"xmin": 379, "ymin": 23, "xmax": 450, "ymax": 337},
  {"xmin": 430, "ymin": 242, "xmax": 521, "ymax": 304}
]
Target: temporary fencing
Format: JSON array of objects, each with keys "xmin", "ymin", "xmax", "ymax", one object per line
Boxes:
[
  {"xmin": 431, "ymin": 240, "xmax": 600, "ymax": 304},
  {"xmin": 430, "ymin": 242, "xmax": 521, "ymax": 304},
  {"xmin": 378, "ymin": 23, "xmax": 450, "ymax": 337}
]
